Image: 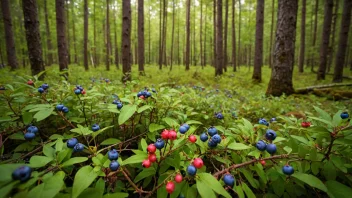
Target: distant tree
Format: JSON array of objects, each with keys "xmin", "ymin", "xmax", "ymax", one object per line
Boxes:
[
  {"xmin": 333, "ymin": 0, "xmax": 352, "ymax": 82},
  {"xmin": 93, "ymin": 0, "xmax": 97, "ymax": 66},
  {"xmin": 298, "ymin": 0, "xmax": 306, "ymax": 73},
  {"xmin": 83, "ymin": 0, "xmax": 89, "ymax": 71},
  {"xmin": 114, "ymin": 6, "xmax": 119, "ymax": 69},
  {"xmin": 223, "ymin": 0, "xmax": 229, "ymax": 72},
  {"xmin": 252, "ymin": 0, "xmax": 264, "ymax": 82},
  {"xmin": 71, "ymin": 0, "xmax": 77, "ymax": 64},
  {"xmin": 328, "ymin": 0, "xmax": 339, "ymax": 72},
  {"xmin": 213, "ymin": 0, "xmax": 216, "ymax": 67},
  {"xmin": 56, "ymin": 0, "xmax": 69, "ymax": 72},
  {"xmin": 268, "ymin": 0, "xmax": 275, "ymax": 68},
  {"xmin": 138, "ymin": 0, "xmax": 145, "ymax": 75},
  {"xmin": 266, "ymin": 0, "xmax": 298, "ymax": 96},
  {"xmin": 317, "ymin": 0, "xmax": 333, "ymax": 80},
  {"xmin": 310, "ymin": 0, "xmax": 319, "ymax": 71},
  {"xmin": 185, "ymin": 0, "xmax": 191, "ymax": 70},
  {"xmin": 22, "ymin": 0, "xmax": 45, "ymax": 78},
  {"xmin": 232, "ymin": 0, "xmax": 236, "ymax": 72},
  {"xmin": 1, "ymin": 0, "xmax": 18, "ymax": 70},
  {"xmin": 237, "ymin": 0, "xmax": 241, "ymax": 68},
  {"xmin": 200, "ymin": 0, "xmax": 203, "ymax": 68},
  {"xmin": 170, "ymin": 0, "xmax": 176, "ymax": 71},
  {"xmin": 121, "ymin": 0, "xmax": 131, "ymax": 82},
  {"xmin": 65, "ymin": 0, "xmax": 71, "ymax": 64},
  {"xmin": 44, "ymin": 0, "xmax": 53, "ymax": 66},
  {"xmin": 215, "ymin": 0, "xmax": 223, "ymax": 76},
  {"xmin": 106, "ymin": 0, "xmax": 111, "ymax": 71}
]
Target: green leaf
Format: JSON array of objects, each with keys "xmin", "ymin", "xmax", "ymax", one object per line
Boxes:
[
  {"xmin": 234, "ymin": 185, "xmax": 245, "ymax": 198},
  {"xmin": 197, "ymin": 173, "xmax": 231, "ymax": 198},
  {"xmin": 326, "ymin": 180, "xmax": 352, "ymax": 198},
  {"xmin": 103, "ymin": 193, "xmax": 129, "ymax": 198},
  {"xmin": 100, "ymin": 138, "xmax": 121, "ymax": 145},
  {"xmin": 140, "ymin": 138, "xmax": 148, "ymax": 152},
  {"xmin": 91, "ymin": 126, "xmax": 114, "ymax": 138},
  {"xmin": 22, "ymin": 112, "xmax": 33, "ymax": 125},
  {"xmin": 241, "ymin": 182, "xmax": 256, "ymax": 198},
  {"xmin": 133, "ymin": 168, "xmax": 156, "ymax": 183},
  {"xmin": 61, "ymin": 157, "xmax": 88, "ymax": 167},
  {"xmin": 72, "ymin": 166, "xmax": 99, "ymax": 198},
  {"xmin": 27, "ymin": 171, "xmax": 65, "ymax": 198},
  {"xmin": 148, "ymin": 123, "xmax": 165, "ymax": 132},
  {"xmin": 228, "ymin": 142, "xmax": 251, "ymax": 150},
  {"xmin": 122, "ymin": 153, "xmax": 148, "ymax": 165},
  {"xmin": 292, "ymin": 172, "xmax": 327, "ymax": 192},
  {"xmin": 34, "ymin": 108, "xmax": 54, "ymax": 121},
  {"xmin": 331, "ymin": 155, "xmax": 347, "ymax": 173},
  {"xmin": 163, "ymin": 117, "xmax": 179, "ymax": 128},
  {"xmin": 77, "ymin": 188, "xmax": 103, "ymax": 198},
  {"xmin": 8, "ymin": 132, "xmax": 25, "ymax": 140},
  {"xmin": 30, "ymin": 156, "xmax": 53, "ymax": 168},
  {"xmin": 186, "ymin": 120, "xmax": 203, "ymax": 125},
  {"xmin": 0, "ymin": 181, "xmax": 19, "ymax": 198},
  {"xmin": 310, "ymin": 117, "xmax": 333, "ymax": 127},
  {"xmin": 118, "ymin": 105, "xmax": 137, "ymax": 125},
  {"xmin": 332, "ymin": 111, "xmax": 342, "ymax": 127},
  {"xmin": 43, "ymin": 145, "xmax": 55, "ymax": 158},
  {"xmin": 70, "ymin": 125, "xmax": 93, "ymax": 136},
  {"xmin": 137, "ymin": 105, "xmax": 152, "ymax": 113},
  {"xmin": 196, "ymin": 179, "xmax": 216, "ymax": 198},
  {"xmin": 290, "ymin": 135, "xmax": 309, "ymax": 145},
  {"xmin": 313, "ymin": 106, "xmax": 331, "ymax": 122}
]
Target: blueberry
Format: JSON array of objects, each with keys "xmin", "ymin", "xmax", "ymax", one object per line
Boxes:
[
  {"xmin": 179, "ymin": 126, "xmax": 188, "ymax": 134},
  {"xmin": 24, "ymin": 132, "xmax": 36, "ymax": 140},
  {"xmin": 117, "ymin": 102, "xmax": 123, "ymax": 110},
  {"xmin": 182, "ymin": 124, "xmax": 190, "ymax": 130},
  {"xmin": 211, "ymin": 134, "xmax": 221, "ymax": 144},
  {"xmin": 146, "ymin": 92, "xmax": 152, "ymax": 98},
  {"xmin": 67, "ymin": 138, "xmax": 78, "ymax": 148},
  {"xmin": 92, "ymin": 124, "xmax": 100, "ymax": 132},
  {"xmin": 341, "ymin": 112, "xmax": 349, "ymax": 119},
  {"xmin": 73, "ymin": 143, "xmax": 84, "ymax": 152},
  {"xmin": 282, "ymin": 165, "xmax": 294, "ymax": 175},
  {"xmin": 74, "ymin": 89, "xmax": 81, "ymax": 94},
  {"xmin": 200, "ymin": 133, "xmax": 208, "ymax": 142},
  {"xmin": 109, "ymin": 160, "xmax": 120, "ymax": 171},
  {"xmin": 208, "ymin": 127, "xmax": 218, "ymax": 137},
  {"xmin": 187, "ymin": 165, "xmax": 197, "ymax": 176},
  {"xmin": 62, "ymin": 106, "xmax": 69, "ymax": 113},
  {"xmin": 27, "ymin": 126, "xmax": 38, "ymax": 133},
  {"xmin": 270, "ymin": 118, "xmax": 276, "ymax": 122},
  {"xmin": 256, "ymin": 140, "xmax": 267, "ymax": 151},
  {"xmin": 137, "ymin": 92, "xmax": 143, "ymax": 97},
  {"xmin": 56, "ymin": 104, "xmax": 64, "ymax": 111},
  {"xmin": 216, "ymin": 113, "xmax": 224, "ymax": 119},
  {"xmin": 12, "ymin": 166, "xmax": 32, "ymax": 182},
  {"xmin": 259, "ymin": 118, "xmax": 269, "ymax": 126},
  {"xmin": 265, "ymin": 129, "xmax": 277, "ymax": 141},
  {"xmin": 266, "ymin": 144, "xmax": 277, "ymax": 154},
  {"xmin": 223, "ymin": 174, "xmax": 235, "ymax": 186},
  {"xmin": 38, "ymin": 87, "xmax": 44, "ymax": 93},
  {"xmin": 41, "ymin": 83, "xmax": 49, "ymax": 90},
  {"xmin": 154, "ymin": 139, "xmax": 165, "ymax": 149},
  {"xmin": 208, "ymin": 139, "xmax": 218, "ymax": 148},
  {"xmin": 108, "ymin": 149, "xmax": 119, "ymax": 160}
]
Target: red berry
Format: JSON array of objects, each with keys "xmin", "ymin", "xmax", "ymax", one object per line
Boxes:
[
  {"xmin": 139, "ymin": 95, "xmax": 145, "ymax": 99},
  {"xmin": 148, "ymin": 153, "xmax": 157, "ymax": 163},
  {"xmin": 147, "ymin": 144, "xmax": 157, "ymax": 153},
  {"xmin": 193, "ymin": 158, "xmax": 204, "ymax": 169},
  {"xmin": 168, "ymin": 130, "xmax": 177, "ymax": 140},
  {"xmin": 260, "ymin": 160, "xmax": 266, "ymax": 166},
  {"xmin": 189, "ymin": 135, "xmax": 197, "ymax": 143},
  {"xmin": 27, "ymin": 80, "xmax": 34, "ymax": 85},
  {"xmin": 81, "ymin": 90, "xmax": 86, "ymax": 94},
  {"xmin": 174, "ymin": 174, "xmax": 183, "ymax": 183},
  {"xmin": 301, "ymin": 122, "xmax": 311, "ymax": 128},
  {"xmin": 165, "ymin": 181, "xmax": 175, "ymax": 194},
  {"xmin": 142, "ymin": 159, "xmax": 151, "ymax": 168},
  {"xmin": 161, "ymin": 130, "xmax": 169, "ymax": 140}
]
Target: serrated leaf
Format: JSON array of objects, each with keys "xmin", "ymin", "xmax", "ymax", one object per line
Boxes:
[
  {"xmin": 118, "ymin": 105, "xmax": 137, "ymax": 125},
  {"xmin": 292, "ymin": 172, "xmax": 327, "ymax": 192}
]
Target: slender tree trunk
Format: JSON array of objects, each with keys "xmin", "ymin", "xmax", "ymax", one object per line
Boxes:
[
  {"xmin": 266, "ymin": 0, "xmax": 298, "ymax": 96},
  {"xmin": 311, "ymin": 0, "xmax": 319, "ymax": 71},
  {"xmin": 317, "ymin": 0, "xmax": 333, "ymax": 80},
  {"xmin": 298, "ymin": 0, "xmax": 306, "ymax": 73},
  {"xmin": 328, "ymin": 0, "xmax": 339, "ymax": 72},
  {"xmin": 223, "ymin": 0, "xmax": 229, "ymax": 72},
  {"xmin": 213, "ymin": 0, "xmax": 217, "ymax": 67},
  {"xmin": 170, "ymin": 0, "xmax": 175, "ymax": 71},
  {"xmin": 204, "ymin": 3, "xmax": 207, "ymax": 66},
  {"xmin": 158, "ymin": 0, "xmax": 162, "ymax": 70},
  {"xmin": 56, "ymin": 0, "xmax": 68, "ymax": 72},
  {"xmin": 185, "ymin": 0, "xmax": 191, "ymax": 70},
  {"xmin": 192, "ymin": 0, "xmax": 196, "ymax": 66},
  {"xmin": 200, "ymin": 0, "xmax": 203, "ymax": 68},
  {"xmin": 22, "ymin": 0, "xmax": 45, "ymax": 78},
  {"xmin": 0, "ymin": 43, "xmax": 3, "ymax": 66},
  {"xmin": 71, "ymin": 0, "xmax": 77, "ymax": 64},
  {"xmin": 122, "ymin": 0, "xmax": 131, "ymax": 82},
  {"xmin": 83, "ymin": 0, "xmax": 89, "ymax": 70},
  {"xmin": 232, "ymin": 0, "xmax": 236, "ymax": 72},
  {"xmin": 1, "ymin": 0, "xmax": 18, "ymax": 70},
  {"xmin": 269, "ymin": 0, "xmax": 275, "ymax": 69},
  {"xmin": 237, "ymin": 0, "xmax": 241, "ymax": 68},
  {"xmin": 65, "ymin": 0, "xmax": 70, "ymax": 64},
  {"xmin": 252, "ymin": 0, "xmax": 264, "ymax": 82},
  {"xmin": 93, "ymin": 0, "xmax": 97, "ymax": 67},
  {"xmin": 44, "ymin": 0, "xmax": 53, "ymax": 66},
  {"xmin": 148, "ymin": 5, "xmax": 151, "ymax": 64},
  {"xmin": 138, "ymin": 0, "xmax": 145, "ymax": 74},
  {"xmin": 106, "ymin": 0, "xmax": 110, "ymax": 71},
  {"xmin": 134, "ymin": 0, "xmax": 138, "ymax": 65},
  {"xmin": 215, "ymin": 0, "xmax": 223, "ymax": 76},
  {"xmin": 114, "ymin": 7, "xmax": 119, "ymax": 69},
  {"xmin": 332, "ymin": 0, "xmax": 352, "ymax": 82},
  {"xmin": 177, "ymin": 4, "xmax": 180, "ymax": 65},
  {"xmin": 162, "ymin": 0, "xmax": 167, "ymax": 66}
]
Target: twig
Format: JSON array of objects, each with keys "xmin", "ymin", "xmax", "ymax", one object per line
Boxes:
[
  {"xmin": 121, "ymin": 168, "xmax": 149, "ymax": 195},
  {"xmin": 58, "ymin": 111, "xmax": 76, "ymax": 129}
]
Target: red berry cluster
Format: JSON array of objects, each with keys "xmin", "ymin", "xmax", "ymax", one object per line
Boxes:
[
  {"xmin": 142, "ymin": 144, "xmax": 158, "ymax": 168},
  {"xmin": 161, "ymin": 129, "xmax": 178, "ymax": 140}
]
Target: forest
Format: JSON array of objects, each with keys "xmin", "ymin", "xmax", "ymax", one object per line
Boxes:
[{"xmin": 0, "ymin": 0, "xmax": 352, "ymax": 197}]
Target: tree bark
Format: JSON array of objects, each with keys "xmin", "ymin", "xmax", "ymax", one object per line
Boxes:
[
  {"xmin": 298, "ymin": 0, "xmax": 306, "ymax": 73},
  {"xmin": 1, "ymin": 0, "xmax": 18, "ymax": 70},
  {"xmin": 44, "ymin": 0, "xmax": 53, "ymax": 66},
  {"xmin": 232, "ymin": 0, "xmax": 236, "ymax": 72},
  {"xmin": 266, "ymin": 0, "xmax": 298, "ymax": 96},
  {"xmin": 158, "ymin": 0, "xmax": 162, "ymax": 70},
  {"xmin": 93, "ymin": 0, "xmax": 97, "ymax": 67},
  {"xmin": 213, "ymin": 0, "xmax": 216, "ymax": 67},
  {"xmin": 162, "ymin": 0, "xmax": 167, "ymax": 66},
  {"xmin": 332, "ymin": 0, "xmax": 352, "ymax": 82},
  {"xmin": 71, "ymin": 0, "xmax": 77, "ymax": 64},
  {"xmin": 215, "ymin": 0, "xmax": 223, "ymax": 76},
  {"xmin": 114, "ymin": 7, "xmax": 119, "ymax": 69},
  {"xmin": 138, "ymin": 0, "xmax": 145, "ymax": 74},
  {"xmin": 310, "ymin": 0, "xmax": 319, "ymax": 71},
  {"xmin": 83, "ymin": 0, "xmax": 89, "ymax": 70},
  {"xmin": 200, "ymin": 0, "xmax": 203, "ymax": 68},
  {"xmin": 269, "ymin": 0, "xmax": 275, "ymax": 69},
  {"xmin": 170, "ymin": 0, "xmax": 175, "ymax": 71},
  {"xmin": 56, "ymin": 0, "xmax": 68, "ymax": 72},
  {"xmin": 122, "ymin": 0, "xmax": 131, "ymax": 82},
  {"xmin": 106, "ymin": 0, "xmax": 111, "ymax": 71},
  {"xmin": 65, "ymin": 0, "xmax": 70, "ymax": 64},
  {"xmin": 223, "ymin": 0, "xmax": 229, "ymax": 72},
  {"xmin": 237, "ymin": 0, "xmax": 241, "ymax": 68},
  {"xmin": 252, "ymin": 0, "xmax": 264, "ymax": 82},
  {"xmin": 328, "ymin": 0, "xmax": 339, "ymax": 72},
  {"xmin": 22, "ymin": 0, "xmax": 45, "ymax": 78},
  {"xmin": 204, "ymin": 3, "xmax": 207, "ymax": 67},
  {"xmin": 148, "ymin": 5, "xmax": 151, "ymax": 64},
  {"xmin": 317, "ymin": 0, "xmax": 333, "ymax": 80},
  {"xmin": 185, "ymin": 0, "xmax": 191, "ymax": 70}
]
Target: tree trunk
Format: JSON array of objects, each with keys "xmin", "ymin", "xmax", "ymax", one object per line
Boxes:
[
  {"xmin": 1, "ymin": 0, "xmax": 18, "ymax": 70},
  {"xmin": 223, "ymin": 0, "xmax": 228, "ymax": 72},
  {"xmin": 148, "ymin": 5, "xmax": 151, "ymax": 64},
  {"xmin": 71, "ymin": 0, "xmax": 77, "ymax": 64},
  {"xmin": 192, "ymin": 0, "xmax": 196, "ymax": 66},
  {"xmin": 170, "ymin": 0, "xmax": 175, "ymax": 71},
  {"xmin": 56, "ymin": 0, "xmax": 68, "ymax": 72},
  {"xmin": 317, "ymin": 0, "xmax": 333, "ymax": 80},
  {"xmin": 162, "ymin": 0, "xmax": 167, "ymax": 66},
  {"xmin": 213, "ymin": 0, "xmax": 216, "ymax": 67},
  {"xmin": 83, "ymin": 0, "xmax": 88, "ymax": 70},
  {"xmin": 266, "ymin": 0, "xmax": 298, "ymax": 96},
  {"xmin": 310, "ymin": 0, "xmax": 319, "ymax": 71},
  {"xmin": 185, "ymin": 0, "xmax": 191, "ymax": 70},
  {"xmin": 93, "ymin": 0, "xmax": 97, "ymax": 67},
  {"xmin": 0, "ymin": 42, "xmax": 4, "ymax": 66},
  {"xmin": 138, "ymin": 0, "xmax": 145, "ymax": 74},
  {"xmin": 65, "ymin": 0, "xmax": 70, "ymax": 64},
  {"xmin": 232, "ymin": 0, "xmax": 236, "ymax": 72},
  {"xmin": 252, "ymin": 0, "xmax": 264, "ymax": 82},
  {"xmin": 22, "ymin": 0, "xmax": 45, "ymax": 78},
  {"xmin": 114, "ymin": 7, "xmax": 119, "ymax": 69},
  {"xmin": 200, "ymin": 0, "xmax": 203, "ymax": 68},
  {"xmin": 204, "ymin": 3, "xmax": 207, "ymax": 67},
  {"xmin": 106, "ymin": 0, "xmax": 110, "ymax": 71},
  {"xmin": 215, "ymin": 0, "xmax": 223, "ymax": 76},
  {"xmin": 237, "ymin": 0, "xmax": 241, "ymax": 68},
  {"xmin": 44, "ymin": 0, "xmax": 53, "ymax": 66},
  {"xmin": 269, "ymin": 0, "xmax": 275, "ymax": 69},
  {"xmin": 158, "ymin": 0, "xmax": 162, "ymax": 70},
  {"xmin": 332, "ymin": 0, "xmax": 352, "ymax": 82},
  {"xmin": 328, "ymin": 0, "xmax": 339, "ymax": 72},
  {"xmin": 122, "ymin": 0, "xmax": 131, "ymax": 82},
  {"xmin": 298, "ymin": 0, "xmax": 306, "ymax": 73}
]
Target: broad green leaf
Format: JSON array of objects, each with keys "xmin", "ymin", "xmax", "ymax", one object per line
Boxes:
[
  {"xmin": 228, "ymin": 142, "xmax": 251, "ymax": 150},
  {"xmin": 234, "ymin": 185, "xmax": 245, "ymax": 198},
  {"xmin": 56, "ymin": 138, "xmax": 64, "ymax": 152},
  {"xmin": 72, "ymin": 166, "xmax": 99, "ymax": 198},
  {"xmin": 310, "ymin": 117, "xmax": 333, "ymax": 127},
  {"xmin": 30, "ymin": 156, "xmax": 53, "ymax": 168},
  {"xmin": 0, "ymin": 181, "xmax": 19, "ymax": 198},
  {"xmin": 292, "ymin": 172, "xmax": 327, "ymax": 192},
  {"xmin": 313, "ymin": 106, "xmax": 331, "ymax": 122},
  {"xmin": 186, "ymin": 120, "xmax": 203, "ymax": 125},
  {"xmin": 137, "ymin": 105, "xmax": 152, "ymax": 113},
  {"xmin": 140, "ymin": 138, "xmax": 148, "ymax": 152},
  {"xmin": 196, "ymin": 179, "xmax": 216, "ymax": 198},
  {"xmin": 197, "ymin": 173, "xmax": 231, "ymax": 198},
  {"xmin": 133, "ymin": 168, "xmax": 156, "ymax": 183},
  {"xmin": 8, "ymin": 133, "xmax": 25, "ymax": 140},
  {"xmin": 118, "ymin": 105, "xmax": 137, "ymax": 125},
  {"xmin": 122, "ymin": 153, "xmax": 148, "ymax": 165},
  {"xmin": 103, "ymin": 193, "xmax": 128, "ymax": 198},
  {"xmin": 148, "ymin": 123, "xmax": 165, "ymax": 132},
  {"xmin": 290, "ymin": 135, "xmax": 309, "ymax": 145},
  {"xmin": 70, "ymin": 125, "xmax": 93, "ymax": 136},
  {"xmin": 163, "ymin": 117, "xmax": 179, "ymax": 128},
  {"xmin": 77, "ymin": 188, "xmax": 102, "ymax": 198},
  {"xmin": 326, "ymin": 180, "xmax": 352, "ymax": 198},
  {"xmin": 34, "ymin": 108, "xmax": 54, "ymax": 121},
  {"xmin": 242, "ymin": 182, "xmax": 256, "ymax": 198},
  {"xmin": 27, "ymin": 171, "xmax": 65, "ymax": 198},
  {"xmin": 43, "ymin": 145, "xmax": 55, "ymax": 158},
  {"xmin": 61, "ymin": 157, "xmax": 88, "ymax": 167},
  {"xmin": 100, "ymin": 138, "xmax": 121, "ymax": 145},
  {"xmin": 22, "ymin": 112, "xmax": 33, "ymax": 125},
  {"xmin": 332, "ymin": 111, "xmax": 342, "ymax": 127},
  {"xmin": 91, "ymin": 126, "xmax": 114, "ymax": 138}
]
